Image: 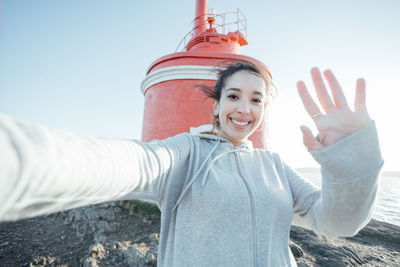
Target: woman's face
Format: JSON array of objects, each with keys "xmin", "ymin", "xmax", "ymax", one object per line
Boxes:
[{"xmin": 214, "ymin": 70, "xmax": 267, "ymax": 145}]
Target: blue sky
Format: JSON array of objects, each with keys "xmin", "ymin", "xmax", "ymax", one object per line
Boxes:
[{"xmin": 1, "ymin": 0, "xmax": 399, "ymax": 170}]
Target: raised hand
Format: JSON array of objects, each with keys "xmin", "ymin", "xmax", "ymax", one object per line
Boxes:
[{"xmin": 297, "ymin": 67, "xmax": 372, "ymax": 151}]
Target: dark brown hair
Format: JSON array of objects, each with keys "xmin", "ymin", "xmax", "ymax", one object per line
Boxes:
[{"xmin": 197, "ymin": 59, "xmax": 275, "ymax": 102}]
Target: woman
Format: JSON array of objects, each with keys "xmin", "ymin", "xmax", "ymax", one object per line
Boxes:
[{"xmin": 0, "ymin": 60, "xmax": 383, "ymax": 266}]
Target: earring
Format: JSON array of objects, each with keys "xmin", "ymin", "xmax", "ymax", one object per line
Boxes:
[{"xmin": 212, "ymin": 113, "xmax": 219, "ymax": 127}]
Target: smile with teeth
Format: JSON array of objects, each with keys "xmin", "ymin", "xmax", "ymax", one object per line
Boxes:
[{"xmin": 231, "ymin": 118, "xmax": 250, "ymax": 126}]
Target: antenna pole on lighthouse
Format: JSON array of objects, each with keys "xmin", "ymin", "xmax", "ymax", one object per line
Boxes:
[{"xmin": 194, "ymin": 0, "xmax": 207, "ymax": 36}]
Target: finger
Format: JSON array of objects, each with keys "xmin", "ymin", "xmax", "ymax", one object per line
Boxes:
[
  {"xmin": 297, "ymin": 81, "xmax": 322, "ymax": 118},
  {"xmin": 355, "ymin": 78, "xmax": 367, "ymax": 113},
  {"xmin": 311, "ymin": 67, "xmax": 335, "ymax": 113},
  {"xmin": 323, "ymin": 69, "xmax": 349, "ymax": 108},
  {"xmin": 300, "ymin": 126, "xmax": 325, "ymax": 151}
]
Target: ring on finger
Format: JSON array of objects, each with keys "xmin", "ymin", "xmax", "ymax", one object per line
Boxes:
[{"xmin": 311, "ymin": 112, "xmax": 323, "ymax": 120}]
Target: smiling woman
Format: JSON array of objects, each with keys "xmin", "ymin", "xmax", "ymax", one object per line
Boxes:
[{"xmin": 0, "ymin": 59, "xmax": 384, "ymax": 266}]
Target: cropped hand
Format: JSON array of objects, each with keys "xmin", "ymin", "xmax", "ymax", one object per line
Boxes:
[{"xmin": 297, "ymin": 67, "xmax": 372, "ymax": 151}]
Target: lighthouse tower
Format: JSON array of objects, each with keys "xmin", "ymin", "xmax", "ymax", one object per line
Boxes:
[{"xmin": 141, "ymin": 0, "xmax": 270, "ymax": 148}]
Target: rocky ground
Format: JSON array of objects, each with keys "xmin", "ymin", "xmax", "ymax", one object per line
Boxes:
[{"xmin": 0, "ymin": 201, "xmax": 399, "ymax": 267}]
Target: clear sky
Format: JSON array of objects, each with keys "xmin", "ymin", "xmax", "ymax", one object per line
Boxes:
[{"xmin": 1, "ymin": 0, "xmax": 399, "ymax": 171}]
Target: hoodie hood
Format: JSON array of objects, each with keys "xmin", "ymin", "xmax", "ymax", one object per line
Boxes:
[{"xmin": 194, "ymin": 133, "xmax": 254, "ymax": 151}]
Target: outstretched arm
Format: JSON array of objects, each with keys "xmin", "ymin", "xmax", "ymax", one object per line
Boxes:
[{"xmin": 0, "ymin": 114, "xmax": 190, "ymax": 222}]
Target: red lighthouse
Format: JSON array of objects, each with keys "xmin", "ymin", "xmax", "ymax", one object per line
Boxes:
[{"xmin": 141, "ymin": 0, "xmax": 271, "ymax": 148}]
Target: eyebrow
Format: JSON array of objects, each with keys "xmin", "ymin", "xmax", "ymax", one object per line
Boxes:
[{"xmin": 225, "ymin": 88, "xmax": 265, "ymax": 97}]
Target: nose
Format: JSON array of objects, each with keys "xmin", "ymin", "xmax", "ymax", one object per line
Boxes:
[{"xmin": 237, "ymin": 100, "xmax": 250, "ymax": 114}]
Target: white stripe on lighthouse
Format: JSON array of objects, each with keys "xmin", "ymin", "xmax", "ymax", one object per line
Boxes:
[{"xmin": 141, "ymin": 65, "xmax": 217, "ymax": 94}]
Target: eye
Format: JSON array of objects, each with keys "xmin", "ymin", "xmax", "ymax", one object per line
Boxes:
[
  {"xmin": 252, "ymin": 98, "xmax": 263, "ymax": 104},
  {"xmin": 227, "ymin": 94, "xmax": 239, "ymax": 100}
]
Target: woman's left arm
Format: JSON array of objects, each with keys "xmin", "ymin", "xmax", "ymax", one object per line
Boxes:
[
  {"xmin": 287, "ymin": 121, "xmax": 383, "ymax": 237},
  {"xmin": 289, "ymin": 68, "xmax": 384, "ymax": 236}
]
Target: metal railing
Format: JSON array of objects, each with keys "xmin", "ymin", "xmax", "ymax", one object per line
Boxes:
[{"xmin": 175, "ymin": 8, "xmax": 247, "ymax": 52}]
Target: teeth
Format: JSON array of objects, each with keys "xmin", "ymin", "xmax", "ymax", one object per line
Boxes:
[{"xmin": 232, "ymin": 119, "xmax": 249, "ymax": 126}]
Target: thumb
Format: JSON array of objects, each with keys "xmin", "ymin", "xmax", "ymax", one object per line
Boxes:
[{"xmin": 300, "ymin": 126, "xmax": 325, "ymax": 151}]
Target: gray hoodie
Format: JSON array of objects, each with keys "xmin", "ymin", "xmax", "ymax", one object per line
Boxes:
[{"xmin": 0, "ymin": 113, "xmax": 383, "ymax": 266}]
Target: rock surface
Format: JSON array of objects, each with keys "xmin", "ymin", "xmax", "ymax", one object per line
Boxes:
[
  {"xmin": 290, "ymin": 222, "xmax": 400, "ymax": 266},
  {"xmin": 0, "ymin": 202, "xmax": 399, "ymax": 266}
]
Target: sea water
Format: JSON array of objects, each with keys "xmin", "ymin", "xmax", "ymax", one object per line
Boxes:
[{"xmin": 300, "ymin": 172, "xmax": 400, "ymax": 227}]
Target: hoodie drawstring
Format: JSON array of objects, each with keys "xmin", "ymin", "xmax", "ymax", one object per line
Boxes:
[
  {"xmin": 172, "ymin": 141, "xmax": 244, "ymax": 212},
  {"xmin": 172, "ymin": 140, "xmax": 220, "ymax": 212},
  {"xmin": 200, "ymin": 149, "xmax": 238, "ymax": 191}
]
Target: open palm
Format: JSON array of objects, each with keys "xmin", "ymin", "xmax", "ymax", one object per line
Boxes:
[{"xmin": 297, "ymin": 67, "xmax": 372, "ymax": 151}]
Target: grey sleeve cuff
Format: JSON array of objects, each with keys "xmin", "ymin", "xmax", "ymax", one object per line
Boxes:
[{"xmin": 309, "ymin": 121, "xmax": 384, "ymax": 181}]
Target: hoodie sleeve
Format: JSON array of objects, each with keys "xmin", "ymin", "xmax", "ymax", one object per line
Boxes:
[
  {"xmin": 287, "ymin": 121, "xmax": 383, "ymax": 237},
  {"xmin": 0, "ymin": 113, "xmax": 191, "ymax": 222}
]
